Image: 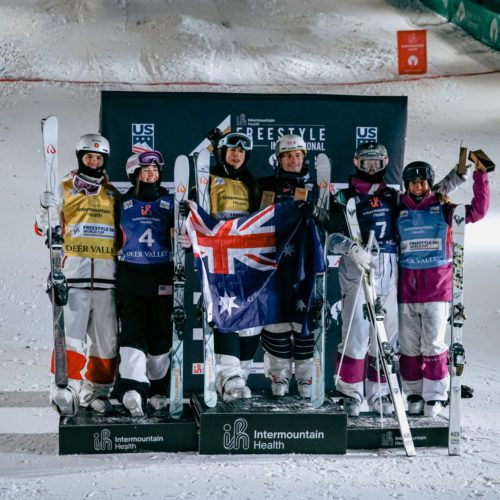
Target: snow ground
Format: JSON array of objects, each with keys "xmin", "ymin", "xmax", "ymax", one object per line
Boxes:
[{"xmin": 0, "ymin": 0, "xmax": 500, "ymax": 498}]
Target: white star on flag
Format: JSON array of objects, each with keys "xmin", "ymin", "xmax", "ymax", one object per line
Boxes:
[
  {"xmin": 219, "ymin": 292, "xmax": 239, "ymax": 316},
  {"xmin": 296, "ymin": 299, "xmax": 307, "ymax": 311},
  {"xmin": 283, "ymin": 243, "xmax": 295, "ymax": 257}
]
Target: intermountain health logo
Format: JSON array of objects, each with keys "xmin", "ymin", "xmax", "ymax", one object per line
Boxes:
[
  {"xmin": 222, "ymin": 418, "xmax": 326, "ymax": 451},
  {"xmin": 456, "ymin": 2, "xmax": 466, "ymax": 23},
  {"xmin": 93, "ymin": 428, "xmax": 165, "ymax": 452},
  {"xmin": 223, "ymin": 418, "xmax": 250, "ymax": 451},
  {"xmin": 94, "ymin": 429, "xmax": 113, "ymax": 451},
  {"xmin": 490, "ymin": 17, "xmax": 499, "ymax": 44}
]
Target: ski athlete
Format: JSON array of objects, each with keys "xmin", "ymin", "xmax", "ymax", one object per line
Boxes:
[
  {"xmin": 305, "ymin": 142, "xmax": 468, "ymax": 417},
  {"xmin": 397, "ymin": 159, "xmax": 489, "ymax": 417},
  {"xmin": 180, "ymin": 130, "xmax": 261, "ymax": 402},
  {"xmin": 112, "ymin": 151, "xmax": 175, "ymax": 417},
  {"xmin": 35, "ymin": 133, "xmax": 119, "ymax": 415},
  {"xmin": 257, "ymin": 133, "xmax": 321, "ymax": 398}
]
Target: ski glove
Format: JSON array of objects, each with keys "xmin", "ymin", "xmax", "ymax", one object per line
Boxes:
[
  {"xmin": 348, "ymin": 243, "xmax": 373, "ymax": 272},
  {"xmin": 206, "ymin": 128, "xmax": 224, "ymax": 145},
  {"xmin": 298, "ymin": 201, "xmax": 319, "ymax": 219},
  {"xmin": 179, "ymin": 200, "xmax": 190, "ymax": 218},
  {"xmin": 178, "ymin": 233, "xmax": 192, "ymax": 249},
  {"xmin": 40, "ymin": 191, "xmax": 57, "ymax": 209}
]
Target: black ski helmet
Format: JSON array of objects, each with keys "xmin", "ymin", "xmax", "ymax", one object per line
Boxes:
[
  {"xmin": 217, "ymin": 132, "xmax": 253, "ymax": 168},
  {"xmin": 402, "ymin": 161, "xmax": 435, "ymax": 190}
]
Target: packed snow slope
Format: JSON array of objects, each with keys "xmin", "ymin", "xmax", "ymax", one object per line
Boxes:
[{"xmin": 0, "ymin": 1, "xmax": 500, "ymax": 498}]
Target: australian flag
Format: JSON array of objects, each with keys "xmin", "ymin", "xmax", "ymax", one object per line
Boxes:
[{"xmin": 185, "ymin": 199, "xmax": 325, "ymax": 335}]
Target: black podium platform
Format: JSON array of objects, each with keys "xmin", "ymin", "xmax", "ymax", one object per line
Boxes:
[
  {"xmin": 191, "ymin": 391, "xmax": 348, "ymax": 454},
  {"xmin": 57, "ymin": 395, "xmax": 449, "ymax": 455},
  {"xmin": 59, "ymin": 403, "xmax": 198, "ymax": 455},
  {"xmin": 347, "ymin": 411, "xmax": 449, "ymax": 449}
]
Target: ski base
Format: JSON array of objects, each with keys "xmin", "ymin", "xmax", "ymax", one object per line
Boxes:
[
  {"xmin": 194, "ymin": 149, "xmax": 218, "ymax": 408},
  {"xmin": 169, "ymin": 155, "xmax": 190, "ymax": 419},
  {"xmin": 311, "ymin": 153, "xmax": 331, "ymax": 408},
  {"xmin": 448, "ymin": 204, "xmax": 466, "ymax": 456}
]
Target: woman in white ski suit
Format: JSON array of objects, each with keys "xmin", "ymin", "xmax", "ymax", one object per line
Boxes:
[{"xmin": 35, "ymin": 134, "xmax": 119, "ymax": 416}]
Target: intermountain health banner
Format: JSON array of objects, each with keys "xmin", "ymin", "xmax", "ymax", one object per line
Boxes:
[{"xmin": 100, "ymin": 91, "xmax": 407, "ymax": 391}]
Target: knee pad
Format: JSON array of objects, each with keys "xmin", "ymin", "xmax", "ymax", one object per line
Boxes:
[
  {"xmin": 292, "ymin": 332, "xmax": 314, "ymax": 360},
  {"xmin": 261, "ymin": 329, "xmax": 293, "ymax": 359}
]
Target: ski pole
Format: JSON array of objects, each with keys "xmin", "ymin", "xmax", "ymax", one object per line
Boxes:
[{"xmin": 334, "ymin": 271, "xmax": 364, "ymax": 386}]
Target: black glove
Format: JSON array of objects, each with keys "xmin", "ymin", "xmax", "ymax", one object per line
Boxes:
[
  {"xmin": 206, "ymin": 128, "xmax": 224, "ymax": 146},
  {"xmin": 179, "ymin": 200, "xmax": 190, "ymax": 218},
  {"xmin": 44, "ymin": 226, "xmax": 64, "ymax": 248},
  {"xmin": 298, "ymin": 201, "xmax": 319, "ymax": 219}
]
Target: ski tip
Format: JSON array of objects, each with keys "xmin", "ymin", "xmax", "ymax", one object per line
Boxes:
[{"xmin": 41, "ymin": 115, "xmax": 57, "ymax": 128}]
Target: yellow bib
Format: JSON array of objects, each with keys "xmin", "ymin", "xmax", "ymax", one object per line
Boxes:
[
  {"xmin": 62, "ymin": 177, "xmax": 117, "ymax": 259},
  {"xmin": 209, "ymin": 175, "xmax": 251, "ymax": 220}
]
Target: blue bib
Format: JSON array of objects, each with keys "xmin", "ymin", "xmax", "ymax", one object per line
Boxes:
[
  {"xmin": 119, "ymin": 195, "xmax": 174, "ymax": 265},
  {"xmin": 355, "ymin": 191, "xmax": 397, "ymax": 253},
  {"xmin": 398, "ymin": 203, "xmax": 451, "ymax": 269}
]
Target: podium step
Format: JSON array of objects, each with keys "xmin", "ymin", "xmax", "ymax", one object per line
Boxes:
[
  {"xmin": 59, "ymin": 402, "xmax": 197, "ymax": 455},
  {"xmin": 192, "ymin": 391, "xmax": 347, "ymax": 454},
  {"xmin": 347, "ymin": 411, "xmax": 449, "ymax": 449}
]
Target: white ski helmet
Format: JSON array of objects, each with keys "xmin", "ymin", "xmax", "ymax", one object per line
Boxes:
[
  {"xmin": 126, "ymin": 153, "xmax": 141, "ymax": 182},
  {"xmin": 125, "ymin": 150, "xmax": 165, "ymax": 184},
  {"xmin": 275, "ymin": 134, "xmax": 307, "ymax": 157},
  {"xmin": 76, "ymin": 134, "xmax": 110, "ymax": 156}
]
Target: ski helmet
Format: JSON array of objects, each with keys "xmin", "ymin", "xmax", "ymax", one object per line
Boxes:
[
  {"xmin": 217, "ymin": 132, "xmax": 253, "ymax": 167},
  {"xmin": 76, "ymin": 134, "xmax": 110, "ymax": 156},
  {"xmin": 75, "ymin": 133, "xmax": 110, "ymax": 177},
  {"xmin": 275, "ymin": 134, "xmax": 307, "ymax": 157},
  {"xmin": 125, "ymin": 150, "xmax": 165, "ymax": 184},
  {"xmin": 353, "ymin": 142, "xmax": 388, "ymax": 172},
  {"xmin": 402, "ymin": 161, "xmax": 435, "ymax": 190},
  {"xmin": 274, "ymin": 134, "xmax": 310, "ymax": 184}
]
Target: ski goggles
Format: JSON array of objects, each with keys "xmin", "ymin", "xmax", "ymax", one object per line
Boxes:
[
  {"xmin": 137, "ymin": 150, "xmax": 165, "ymax": 168},
  {"xmin": 127, "ymin": 150, "xmax": 165, "ymax": 172},
  {"xmin": 403, "ymin": 165, "xmax": 433, "ymax": 183},
  {"xmin": 72, "ymin": 174, "xmax": 102, "ymax": 195},
  {"xmin": 218, "ymin": 133, "xmax": 253, "ymax": 151},
  {"xmin": 357, "ymin": 158, "xmax": 385, "ymax": 173}
]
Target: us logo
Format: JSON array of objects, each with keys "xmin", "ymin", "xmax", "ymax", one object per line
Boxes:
[
  {"xmin": 356, "ymin": 126, "xmax": 378, "ymax": 147},
  {"xmin": 132, "ymin": 123, "xmax": 155, "ymax": 152}
]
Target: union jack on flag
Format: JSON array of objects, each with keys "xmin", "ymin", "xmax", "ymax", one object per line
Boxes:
[{"xmin": 185, "ymin": 200, "xmax": 325, "ymax": 334}]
